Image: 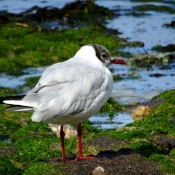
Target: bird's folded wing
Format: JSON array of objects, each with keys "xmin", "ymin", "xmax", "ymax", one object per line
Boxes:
[{"xmin": 22, "ymin": 62, "xmax": 107, "ymax": 122}]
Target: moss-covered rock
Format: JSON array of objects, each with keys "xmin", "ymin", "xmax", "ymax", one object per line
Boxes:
[{"xmin": 0, "ymin": 156, "xmax": 23, "ymax": 175}]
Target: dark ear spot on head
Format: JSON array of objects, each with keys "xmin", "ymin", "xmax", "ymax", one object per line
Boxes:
[
  {"xmin": 93, "ymin": 44, "xmax": 104, "ymax": 63},
  {"xmin": 90, "ymin": 44, "xmax": 111, "ymax": 63}
]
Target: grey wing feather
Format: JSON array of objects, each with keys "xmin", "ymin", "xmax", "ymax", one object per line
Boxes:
[{"xmin": 22, "ymin": 60, "xmax": 105, "ymax": 122}]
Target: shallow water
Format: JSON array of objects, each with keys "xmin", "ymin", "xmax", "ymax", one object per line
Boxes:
[
  {"xmin": 89, "ymin": 112, "xmax": 133, "ymax": 129},
  {"xmin": 111, "ymin": 61, "xmax": 175, "ymax": 104},
  {"xmin": 0, "ymin": 0, "xmax": 175, "ymax": 129},
  {"xmin": 0, "ymin": 0, "xmax": 74, "ymax": 14},
  {"xmin": 106, "ymin": 12, "xmax": 175, "ymax": 53},
  {"xmin": 97, "ymin": 0, "xmax": 175, "ymax": 53}
]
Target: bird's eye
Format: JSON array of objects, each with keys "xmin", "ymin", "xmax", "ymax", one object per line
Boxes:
[{"xmin": 101, "ymin": 53, "xmax": 106, "ymax": 58}]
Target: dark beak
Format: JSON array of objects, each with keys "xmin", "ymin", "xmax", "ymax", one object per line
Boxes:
[{"xmin": 111, "ymin": 58, "xmax": 127, "ymax": 65}]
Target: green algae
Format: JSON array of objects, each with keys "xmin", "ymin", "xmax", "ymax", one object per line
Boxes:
[
  {"xmin": 152, "ymin": 44, "xmax": 175, "ymax": 52},
  {"xmin": 23, "ymin": 162, "xmax": 60, "ymax": 175},
  {"xmin": 0, "ymin": 23, "xmax": 128, "ymax": 75},
  {"xmin": 21, "ymin": 76, "xmax": 40, "ymax": 89},
  {"xmin": 9, "ymin": 122, "xmax": 62, "ymax": 162},
  {"xmin": 131, "ymin": 0, "xmax": 175, "ymax": 5},
  {"xmin": 113, "ymin": 75, "xmax": 123, "ymax": 81},
  {"xmin": 100, "ymin": 97, "xmax": 126, "ymax": 113},
  {"xmin": 131, "ymin": 140, "xmax": 163, "ymax": 157},
  {"xmin": 17, "ymin": 76, "xmax": 40, "ymax": 93},
  {"xmin": 11, "ymin": 122, "xmax": 52, "ymax": 141},
  {"xmin": 170, "ymin": 148, "xmax": 175, "ymax": 158},
  {"xmin": 151, "ymin": 90, "xmax": 175, "ymax": 119},
  {"xmin": 6, "ymin": 0, "xmax": 114, "ymax": 27},
  {"xmin": 133, "ymin": 4, "xmax": 175, "ymax": 14},
  {"xmin": 150, "ymin": 154, "xmax": 175, "ymax": 174},
  {"xmin": 58, "ymin": 0, "xmax": 114, "ymax": 25},
  {"xmin": 153, "ymin": 89, "xmax": 175, "ymax": 104},
  {"xmin": 13, "ymin": 136, "xmax": 61, "ymax": 162},
  {"xmin": 0, "ymin": 156, "xmax": 23, "ymax": 175},
  {"xmin": 0, "ymin": 87, "xmax": 18, "ymax": 96},
  {"xmin": 105, "ymin": 128, "xmax": 146, "ymax": 141},
  {"xmin": 0, "ymin": 104, "xmax": 31, "ymax": 136},
  {"xmin": 128, "ymin": 115, "xmax": 175, "ymax": 136}
]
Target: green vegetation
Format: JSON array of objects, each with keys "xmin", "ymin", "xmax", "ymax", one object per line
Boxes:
[
  {"xmin": 152, "ymin": 44, "xmax": 175, "ymax": 52},
  {"xmin": 1, "ymin": 86, "xmax": 175, "ymax": 174},
  {"xmin": 0, "ymin": 87, "xmax": 18, "ymax": 96},
  {"xmin": 0, "ymin": 156, "xmax": 23, "ymax": 175},
  {"xmin": 23, "ymin": 162, "xmax": 60, "ymax": 175},
  {"xmin": 17, "ymin": 76, "xmax": 40, "ymax": 93},
  {"xmin": 131, "ymin": 0, "xmax": 175, "ymax": 3},
  {"xmin": 131, "ymin": 140, "xmax": 163, "ymax": 157},
  {"xmin": 100, "ymin": 97, "xmax": 126, "ymax": 119},
  {"xmin": 100, "ymin": 97, "xmax": 126, "ymax": 113},
  {"xmin": 0, "ymin": 23, "xmax": 128, "ymax": 75},
  {"xmin": 150, "ymin": 154, "xmax": 175, "ymax": 174},
  {"xmin": 133, "ymin": 4, "xmax": 175, "ymax": 13}
]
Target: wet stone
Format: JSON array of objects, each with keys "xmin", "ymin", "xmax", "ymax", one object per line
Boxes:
[
  {"xmin": 163, "ymin": 20, "xmax": 175, "ymax": 28},
  {"xmin": 0, "ymin": 146, "xmax": 17, "ymax": 158},
  {"xmin": 83, "ymin": 136, "xmax": 127, "ymax": 153},
  {"xmin": 3, "ymin": 0, "xmax": 115, "ymax": 28},
  {"xmin": 152, "ymin": 44, "xmax": 175, "ymax": 52},
  {"xmin": 92, "ymin": 166, "xmax": 104, "ymax": 175},
  {"xmin": 127, "ymin": 98, "xmax": 165, "ymax": 114},
  {"xmin": 148, "ymin": 136, "xmax": 175, "ymax": 153},
  {"xmin": 0, "ymin": 14, "xmax": 9, "ymax": 24},
  {"xmin": 134, "ymin": 55, "xmax": 159, "ymax": 67},
  {"xmin": 149, "ymin": 73, "xmax": 166, "ymax": 78}
]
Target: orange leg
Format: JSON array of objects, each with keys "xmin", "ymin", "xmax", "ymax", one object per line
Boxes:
[
  {"xmin": 75, "ymin": 123, "xmax": 100, "ymax": 161},
  {"xmin": 76, "ymin": 122, "xmax": 83, "ymax": 160},
  {"xmin": 60, "ymin": 123, "xmax": 100, "ymax": 162},
  {"xmin": 60, "ymin": 125, "xmax": 66, "ymax": 162}
]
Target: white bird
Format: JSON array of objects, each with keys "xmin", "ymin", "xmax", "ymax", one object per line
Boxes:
[{"xmin": 1, "ymin": 44, "xmax": 127, "ymax": 162}]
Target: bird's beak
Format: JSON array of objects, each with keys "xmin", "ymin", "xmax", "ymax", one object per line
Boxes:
[{"xmin": 111, "ymin": 58, "xmax": 127, "ymax": 65}]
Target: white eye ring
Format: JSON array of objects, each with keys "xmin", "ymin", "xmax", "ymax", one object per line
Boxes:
[{"xmin": 101, "ymin": 53, "xmax": 106, "ymax": 58}]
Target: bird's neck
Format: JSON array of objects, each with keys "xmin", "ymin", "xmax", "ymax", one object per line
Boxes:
[{"xmin": 74, "ymin": 46, "xmax": 102, "ymax": 66}]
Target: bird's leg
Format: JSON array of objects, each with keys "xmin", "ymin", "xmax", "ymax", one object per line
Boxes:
[
  {"xmin": 75, "ymin": 122, "xmax": 100, "ymax": 161},
  {"xmin": 60, "ymin": 125, "xmax": 66, "ymax": 162},
  {"xmin": 77, "ymin": 122, "xmax": 83, "ymax": 160}
]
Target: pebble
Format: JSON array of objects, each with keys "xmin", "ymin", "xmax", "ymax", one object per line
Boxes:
[
  {"xmin": 92, "ymin": 166, "xmax": 105, "ymax": 175},
  {"xmin": 48, "ymin": 124, "xmax": 77, "ymax": 138},
  {"xmin": 131, "ymin": 105, "xmax": 151, "ymax": 120}
]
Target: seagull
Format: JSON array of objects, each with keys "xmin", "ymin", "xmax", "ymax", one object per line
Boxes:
[{"xmin": 0, "ymin": 44, "xmax": 127, "ymax": 162}]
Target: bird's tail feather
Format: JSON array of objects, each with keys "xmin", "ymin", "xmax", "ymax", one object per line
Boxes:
[
  {"xmin": 0, "ymin": 95, "xmax": 25, "ymax": 104},
  {"xmin": 6, "ymin": 105, "xmax": 33, "ymax": 112},
  {"xmin": 0, "ymin": 95, "xmax": 33, "ymax": 112}
]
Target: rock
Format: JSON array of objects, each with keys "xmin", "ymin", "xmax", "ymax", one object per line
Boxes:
[
  {"xmin": 148, "ymin": 136, "xmax": 175, "ymax": 153},
  {"xmin": 131, "ymin": 105, "xmax": 151, "ymax": 120},
  {"xmin": 117, "ymin": 126, "xmax": 140, "ymax": 132},
  {"xmin": 48, "ymin": 124, "xmax": 77, "ymax": 138},
  {"xmin": 92, "ymin": 166, "xmax": 104, "ymax": 175},
  {"xmin": 83, "ymin": 136, "xmax": 126, "ymax": 155}
]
